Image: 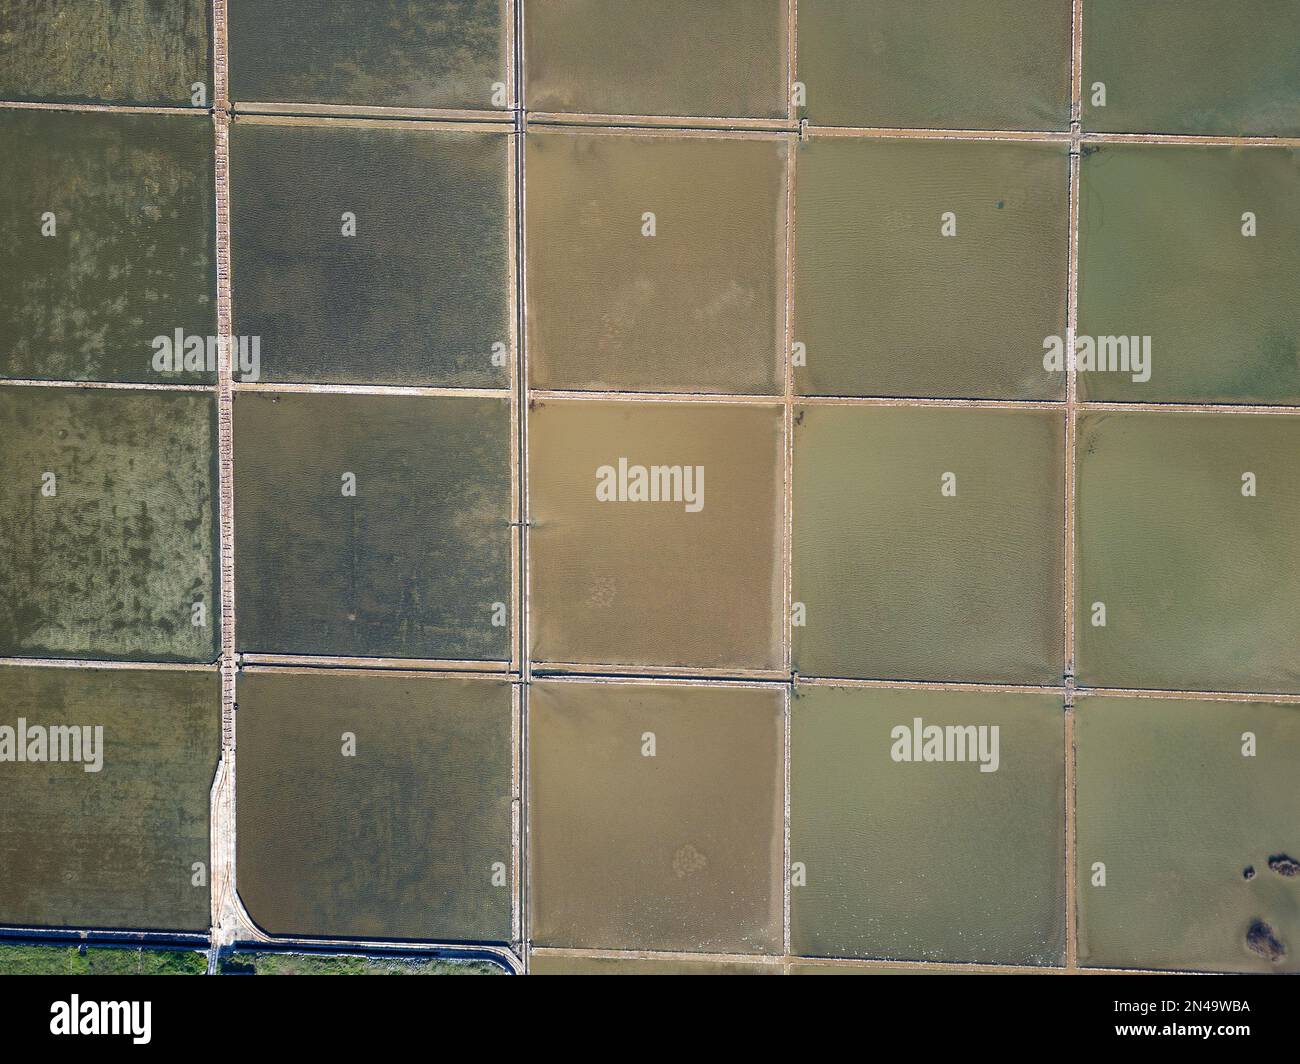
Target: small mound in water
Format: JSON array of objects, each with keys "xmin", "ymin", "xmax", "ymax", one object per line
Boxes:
[
  {"xmin": 1267, "ymin": 854, "xmax": 1299, "ymax": 877},
  {"xmin": 1246, "ymin": 919, "xmax": 1286, "ymax": 962}
]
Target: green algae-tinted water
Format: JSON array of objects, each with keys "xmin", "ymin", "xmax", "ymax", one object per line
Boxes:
[
  {"xmin": 795, "ymin": 137, "xmax": 1069, "ymax": 399},
  {"xmin": 1083, "ymin": 0, "xmax": 1300, "ymax": 136},
  {"xmin": 524, "ymin": 0, "xmax": 788, "ymax": 120},
  {"xmin": 229, "ymin": 0, "xmax": 507, "ymax": 110},
  {"xmin": 797, "ymin": 0, "xmax": 1072, "ymax": 131},
  {"xmin": 1078, "ymin": 144, "xmax": 1300, "ymax": 404},
  {"xmin": 0, "ymin": 0, "xmax": 210, "ymax": 106},
  {"xmin": 1076, "ymin": 411, "xmax": 1300, "ymax": 694},
  {"xmin": 1076, "ymin": 695, "xmax": 1300, "ymax": 973},
  {"xmin": 236, "ymin": 670, "xmax": 514, "ymax": 942},
  {"xmin": 234, "ymin": 391, "xmax": 511, "ymax": 661},
  {"xmin": 526, "ymin": 131, "xmax": 786, "ymax": 394},
  {"xmin": 793, "ymin": 405, "xmax": 1065, "ymax": 684},
  {"xmin": 0, "ymin": 386, "xmax": 219, "ymax": 662},
  {"xmin": 528, "ymin": 399, "xmax": 784, "ymax": 671},
  {"xmin": 791, "ymin": 685, "xmax": 1065, "ymax": 966},
  {"xmin": 0, "ymin": 109, "xmax": 216, "ymax": 384},
  {"xmin": 0, "ymin": 664, "xmax": 219, "ymax": 931},
  {"xmin": 231, "ymin": 120, "xmax": 510, "ymax": 387},
  {"xmin": 528, "ymin": 681, "xmax": 784, "ymax": 954}
]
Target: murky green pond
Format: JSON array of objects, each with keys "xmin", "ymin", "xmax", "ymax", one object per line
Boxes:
[
  {"xmin": 528, "ymin": 399, "xmax": 783, "ymax": 670},
  {"xmin": 1076, "ymin": 412, "xmax": 1300, "ymax": 693},
  {"xmin": 524, "ymin": 0, "xmax": 788, "ymax": 119},
  {"xmin": 1078, "ymin": 144, "xmax": 1300, "ymax": 404},
  {"xmin": 793, "ymin": 405, "xmax": 1065, "ymax": 684},
  {"xmin": 0, "ymin": 664, "xmax": 219, "ymax": 931},
  {"xmin": 0, "ymin": 387, "xmax": 219, "ymax": 662},
  {"xmin": 791, "ymin": 685, "xmax": 1065, "ymax": 965},
  {"xmin": 234, "ymin": 392, "xmax": 511, "ymax": 661},
  {"xmin": 236, "ymin": 670, "xmax": 514, "ymax": 942},
  {"xmin": 0, "ymin": 109, "xmax": 216, "ymax": 384},
  {"xmin": 797, "ymin": 0, "xmax": 1072, "ymax": 130},
  {"xmin": 795, "ymin": 137, "xmax": 1069, "ymax": 399},
  {"xmin": 526, "ymin": 132, "xmax": 786, "ymax": 394},
  {"xmin": 1076, "ymin": 695, "xmax": 1300, "ymax": 973},
  {"xmin": 229, "ymin": 0, "xmax": 506, "ymax": 109},
  {"xmin": 0, "ymin": 0, "xmax": 210, "ymax": 106},
  {"xmin": 529, "ymin": 680, "xmax": 784, "ymax": 954},
  {"xmin": 1083, "ymin": 0, "xmax": 1300, "ymax": 136},
  {"xmin": 231, "ymin": 120, "xmax": 510, "ymax": 387}
]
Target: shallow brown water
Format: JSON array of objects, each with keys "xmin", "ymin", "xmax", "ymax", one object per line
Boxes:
[
  {"xmin": 528, "ymin": 399, "xmax": 783, "ymax": 670},
  {"xmin": 528, "ymin": 680, "xmax": 784, "ymax": 954}
]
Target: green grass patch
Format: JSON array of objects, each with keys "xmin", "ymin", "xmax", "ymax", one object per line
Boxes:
[
  {"xmin": 219, "ymin": 952, "xmax": 501, "ymax": 976},
  {"xmin": 0, "ymin": 944, "xmax": 206, "ymax": 975}
]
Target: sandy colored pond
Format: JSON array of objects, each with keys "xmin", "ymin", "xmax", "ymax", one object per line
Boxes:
[
  {"xmin": 524, "ymin": 0, "xmax": 788, "ymax": 120},
  {"xmin": 529, "ymin": 681, "xmax": 784, "ymax": 954},
  {"xmin": 528, "ymin": 399, "xmax": 783, "ymax": 670},
  {"xmin": 526, "ymin": 131, "xmax": 786, "ymax": 394}
]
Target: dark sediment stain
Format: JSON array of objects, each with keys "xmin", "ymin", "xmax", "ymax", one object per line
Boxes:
[
  {"xmin": 1246, "ymin": 919, "xmax": 1286, "ymax": 962},
  {"xmin": 1268, "ymin": 854, "xmax": 1300, "ymax": 877}
]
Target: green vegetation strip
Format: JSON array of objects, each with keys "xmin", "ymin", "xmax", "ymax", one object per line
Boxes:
[
  {"xmin": 219, "ymin": 952, "xmax": 501, "ymax": 976},
  {"xmin": 0, "ymin": 945, "xmax": 206, "ymax": 976}
]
